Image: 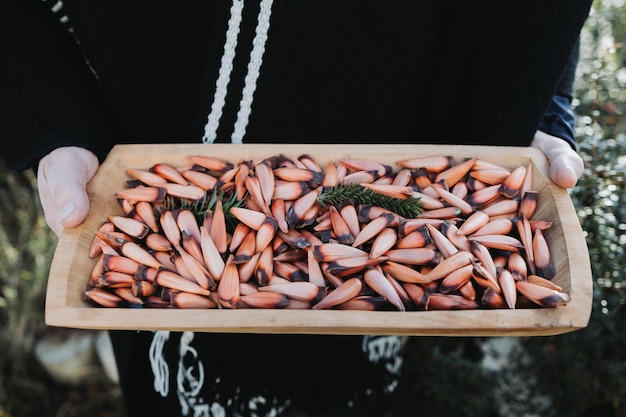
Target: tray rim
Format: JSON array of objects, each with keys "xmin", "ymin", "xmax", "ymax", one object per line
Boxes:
[{"xmin": 45, "ymin": 143, "xmax": 593, "ymax": 336}]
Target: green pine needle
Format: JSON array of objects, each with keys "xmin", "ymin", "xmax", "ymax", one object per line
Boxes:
[
  {"xmin": 165, "ymin": 188, "xmax": 245, "ymax": 222},
  {"xmin": 317, "ymin": 183, "xmax": 422, "ymax": 218}
]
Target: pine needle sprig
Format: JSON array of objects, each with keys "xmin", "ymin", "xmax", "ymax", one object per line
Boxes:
[
  {"xmin": 165, "ymin": 188, "xmax": 246, "ymax": 220},
  {"xmin": 317, "ymin": 183, "xmax": 422, "ymax": 218}
]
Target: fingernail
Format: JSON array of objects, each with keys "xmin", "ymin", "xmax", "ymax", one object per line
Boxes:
[{"xmin": 60, "ymin": 202, "xmax": 76, "ymax": 223}]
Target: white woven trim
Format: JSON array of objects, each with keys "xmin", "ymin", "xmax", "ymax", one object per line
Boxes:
[
  {"xmin": 149, "ymin": 331, "xmax": 171, "ymax": 397},
  {"xmin": 231, "ymin": 0, "xmax": 274, "ymax": 144},
  {"xmin": 202, "ymin": 0, "xmax": 245, "ymax": 144},
  {"xmin": 50, "ymin": 0, "xmax": 63, "ymax": 13}
]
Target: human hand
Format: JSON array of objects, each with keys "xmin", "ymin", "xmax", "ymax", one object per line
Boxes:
[
  {"xmin": 37, "ymin": 146, "xmax": 99, "ymax": 237},
  {"xmin": 531, "ymin": 130, "xmax": 584, "ymax": 189}
]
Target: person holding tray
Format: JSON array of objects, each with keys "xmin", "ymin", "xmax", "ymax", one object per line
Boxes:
[{"xmin": 1, "ymin": 1, "xmax": 591, "ymax": 416}]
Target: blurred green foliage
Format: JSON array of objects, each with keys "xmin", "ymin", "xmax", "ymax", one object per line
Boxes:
[
  {"xmin": 0, "ymin": 167, "xmax": 60, "ymax": 416},
  {"xmin": 1, "ymin": 1, "xmax": 625, "ymax": 417},
  {"xmin": 0, "ymin": 163, "xmax": 123, "ymax": 416}
]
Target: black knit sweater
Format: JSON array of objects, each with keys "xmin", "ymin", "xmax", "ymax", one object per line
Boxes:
[
  {"xmin": 0, "ymin": 2, "xmax": 592, "ymax": 416},
  {"xmin": 1, "ymin": 0, "xmax": 591, "ymax": 171}
]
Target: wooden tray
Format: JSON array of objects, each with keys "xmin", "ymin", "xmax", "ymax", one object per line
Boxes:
[{"xmin": 45, "ymin": 144, "xmax": 592, "ymax": 336}]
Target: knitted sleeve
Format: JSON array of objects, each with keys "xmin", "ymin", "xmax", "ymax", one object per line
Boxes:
[
  {"xmin": 0, "ymin": 1, "xmax": 114, "ymax": 172},
  {"xmin": 537, "ymin": 38, "xmax": 581, "ymax": 150}
]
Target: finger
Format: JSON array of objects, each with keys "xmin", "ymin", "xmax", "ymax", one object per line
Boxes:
[
  {"xmin": 549, "ymin": 152, "xmax": 584, "ymax": 189},
  {"xmin": 531, "ymin": 131, "xmax": 584, "ymax": 188},
  {"xmin": 37, "ymin": 165, "xmax": 64, "ymax": 237},
  {"xmin": 38, "ymin": 147, "xmax": 99, "ymax": 236},
  {"xmin": 53, "ymin": 175, "xmax": 92, "ymax": 229}
]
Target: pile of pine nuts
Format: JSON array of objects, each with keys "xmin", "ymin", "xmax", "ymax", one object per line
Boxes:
[{"xmin": 85, "ymin": 153, "xmax": 569, "ymax": 311}]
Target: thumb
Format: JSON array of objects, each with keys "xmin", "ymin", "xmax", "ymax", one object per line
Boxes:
[
  {"xmin": 37, "ymin": 147, "xmax": 99, "ymax": 237},
  {"xmin": 548, "ymin": 153, "xmax": 584, "ymax": 190},
  {"xmin": 531, "ymin": 131, "xmax": 584, "ymax": 189}
]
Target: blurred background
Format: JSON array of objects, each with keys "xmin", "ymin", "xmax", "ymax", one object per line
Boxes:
[{"xmin": 1, "ymin": 1, "xmax": 625, "ymax": 416}]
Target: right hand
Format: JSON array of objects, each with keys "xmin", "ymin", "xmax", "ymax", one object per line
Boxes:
[{"xmin": 37, "ymin": 146, "xmax": 99, "ymax": 238}]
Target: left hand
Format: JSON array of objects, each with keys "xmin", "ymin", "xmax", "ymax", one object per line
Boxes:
[{"xmin": 531, "ymin": 130, "xmax": 584, "ymax": 188}]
